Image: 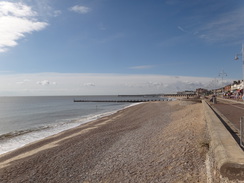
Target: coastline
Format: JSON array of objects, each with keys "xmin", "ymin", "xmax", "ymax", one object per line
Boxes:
[
  {"xmin": 0, "ymin": 101, "xmax": 208, "ymax": 182},
  {"xmin": 0, "ymin": 102, "xmax": 136, "ymax": 156}
]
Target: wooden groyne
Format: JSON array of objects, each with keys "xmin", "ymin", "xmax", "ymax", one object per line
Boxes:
[
  {"xmin": 163, "ymin": 94, "xmax": 196, "ymax": 97},
  {"xmin": 73, "ymin": 94, "xmax": 194, "ymax": 103},
  {"xmin": 118, "ymin": 94, "xmax": 163, "ymax": 97},
  {"xmin": 73, "ymin": 99, "xmax": 164, "ymax": 103}
]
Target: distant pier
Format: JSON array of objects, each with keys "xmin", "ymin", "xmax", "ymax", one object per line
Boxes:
[
  {"xmin": 73, "ymin": 99, "xmax": 163, "ymax": 103},
  {"xmin": 73, "ymin": 94, "xmax": 196, "ymax": 103},
  {"xmin": 118, "ymin": 94, "xmax": 163, "ymax": 97},
  {"xmin": 163, "ymin": 94, "xmax": 196, "ymax": 97},
  {"xmin": 119, "ymin": 94, "xmax": 197, "ymax": 98}
]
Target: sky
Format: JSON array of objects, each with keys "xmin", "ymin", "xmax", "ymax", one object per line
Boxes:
[{"xmin": 0, "ymin": 0, "xmax": 244, "ymax": 96}]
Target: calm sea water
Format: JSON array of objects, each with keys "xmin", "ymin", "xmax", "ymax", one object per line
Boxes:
[{"xmin": 0, "ymin": 95, "xmax": 164, "ymax": 155}]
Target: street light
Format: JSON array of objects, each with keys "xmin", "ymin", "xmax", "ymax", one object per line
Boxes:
[
  {"xmin": 234, "ymin": 43, "xmax": 244, "ymax": 100},
  {"xmin": 218, "ymin": 69, "xmax": 227, "ymax": 96}
]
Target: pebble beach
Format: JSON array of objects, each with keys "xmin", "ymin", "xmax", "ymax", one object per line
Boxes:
[{"xmin": 0, "ymin": 100, "xmax": 208, "ymax": 183}]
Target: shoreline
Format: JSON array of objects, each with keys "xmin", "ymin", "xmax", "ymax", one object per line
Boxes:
[
  {"xmin": 0, "ymin": 102, "xmax": 137, "ymax": 156},
  {"xmin": 0, "ymin": 102, "xmax": 141, "ymax": 165},
  {"xmin": 0, "ymin": 101, "xmax": 208, "ymax": 182}
]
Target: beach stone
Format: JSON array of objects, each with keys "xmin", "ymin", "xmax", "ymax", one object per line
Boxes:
[{"xmin": 0, "ymin": 101, "xmax": 208, "ymax": 183}]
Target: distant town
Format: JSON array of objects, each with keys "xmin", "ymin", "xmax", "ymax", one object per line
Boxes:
[{"xmin": 178, "ymin": 80, "xmax": 244, "ymax": 98}]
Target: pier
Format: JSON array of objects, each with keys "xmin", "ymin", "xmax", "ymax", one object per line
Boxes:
[
  {"xmin": 118, "ymin": 94, "xmax": 197, "ymax": 98},
  {"xmin": 163, "ymin": 94, "xmax": 196, "ymax": 97},
  {"xmin": 73, "ymin": 99, "xmax": 164, "ymax": 103},
  {"xmin": 73, "ymin": 94, "xmax": 195, "ymax": 103}
]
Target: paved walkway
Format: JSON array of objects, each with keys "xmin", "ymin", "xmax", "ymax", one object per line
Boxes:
[{"xmin": 208, "ymin": 97, "xmax": 244, "ymax": 131}]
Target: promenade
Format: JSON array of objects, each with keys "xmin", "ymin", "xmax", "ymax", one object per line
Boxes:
[
  {"xmin": 203, "ymin": 97, "xmax": 244, "ymax": 181},
  {"xmin": 209, "ymin": 97, "xmax": 244, "ymax": 134}
]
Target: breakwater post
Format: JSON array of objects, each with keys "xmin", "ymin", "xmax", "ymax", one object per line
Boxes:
[{"xmin": 73, "ymin": 99, "xmax": 162, "ymax": 103}]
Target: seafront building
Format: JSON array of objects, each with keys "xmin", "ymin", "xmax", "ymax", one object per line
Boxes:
[
  {"xmin": 231, "ymin": 80, "xmax": 244, "ymax": 92},
  {"xmin": 195, "ymin": 88, "xmax": 209, "ymax": 96},
  {"xmin": 177, "ymin": 80, "xmax": 244, "ymax": 97},
  {"xmin": 184, "ymin": 80, "xmax": 244, "ymax": 99}
]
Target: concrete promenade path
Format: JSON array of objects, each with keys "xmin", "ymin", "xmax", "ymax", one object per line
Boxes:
[
  {"xmin": 204, "ymin": 97, "xmax": 244, "ymax": 181},
  {"xmin": 210, "ymin": 97, "xmax": 244, "ymax": 132}
]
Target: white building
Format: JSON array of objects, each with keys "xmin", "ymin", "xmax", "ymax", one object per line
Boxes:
[{"xmin": 231, "ymin": 80, "xmax": 244, "ymax": 91}]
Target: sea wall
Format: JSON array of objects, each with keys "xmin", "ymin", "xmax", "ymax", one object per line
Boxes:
[{"xmin": 203, "ymin": 100, "xmax": 244, "ymax": 182}]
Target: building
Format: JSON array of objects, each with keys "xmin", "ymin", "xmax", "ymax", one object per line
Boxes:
[
  {"xmin": 224, "ymin": 84, "xmax": 231, "ymax": 93},
  {"xmin": 177, "ymin": 90, "xmax": 195, "ymax": 95},
  {"xmin": 195, "ymin": 88, "xmax": 208, "ymax": 96},
  {"xmin": 231, "ymin": 80, "xmax": 244, "ymax": 92}
]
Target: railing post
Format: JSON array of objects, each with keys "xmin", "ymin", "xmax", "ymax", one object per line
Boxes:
[{"xmin": 240, "ymin": 116, "xmax": 244, "ymax": 147}]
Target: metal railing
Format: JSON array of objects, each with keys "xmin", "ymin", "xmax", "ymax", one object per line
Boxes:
[{"xmin": 240, "ymin": 116, "xmax": 244, "ymax": 147}]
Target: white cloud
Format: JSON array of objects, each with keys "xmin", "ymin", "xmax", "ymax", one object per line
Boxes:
[
  {"xmin": 0, "ymin": 73, "xmax": 234, "ymax": 96},
  {"xmin": 0, "ymin": 1, "xmax": 48, "ymax": 52},
  {"xmin": 16, "ymin": 81, "xmax": 25, "ymax": 85},
  {"xmin": 53, "ymin": 10, "xmax": 62, "ymax": 17},
  {"xmin": 84, "ymin": 83, "xmax": 95, "ymax": 87},
  {"xmin": 16, "ymin": 79, "xmax": 31, "ymax": 85},
  {"xmin": 177, "ymin": 26, "xmax": 187, "ymax": 33},
  {"xmin": 70, "ymin": 5, "xmax": 91, "ymax": 14},
  {"xmin": 37, "ymin": 80, "xmax": 49, "ymax": 86},
  {"xmin": 25, "ymin": 0, "xmax": 62, "ymax": 18},
  {"xmin": 192, "ymin": 7, "xmax": 244, "ymax": 44},
  {"xmin": 0, "ymin": 1, "xmax": 36, "ymax": 17},
  {"xmin": 173, "ymin": 5, "xmax": 244, "ymax": 45},
  {"xmin": 37, "ymin": 80, "xmax": 51, "ymax": 86},
  {"xmin": 36, "ymin": 80, "xmax": 56, "ymax": 86}
]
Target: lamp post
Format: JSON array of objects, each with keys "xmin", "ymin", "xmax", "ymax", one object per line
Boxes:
[
  {"xmin": 234, "ymin": 43, "xmax": 244, "ymax": 100},
  {"xmin": 218, "ymin": 69, "xmax": 227, "ymax": 96}
]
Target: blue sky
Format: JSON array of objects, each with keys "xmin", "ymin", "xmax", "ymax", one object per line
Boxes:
[{"xmin": 0, "ymin": 0, "xmax": 244, "ymax": 96}]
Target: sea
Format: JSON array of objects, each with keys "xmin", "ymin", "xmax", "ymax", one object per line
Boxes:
[{"xmin": 0, "ymin": 95, "xmax": 166, "ymax": 155}]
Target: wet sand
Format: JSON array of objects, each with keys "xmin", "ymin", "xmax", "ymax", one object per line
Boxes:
[{"xmin": 0, "ymin": 101, "xmax": 208, "ymax": 183}]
